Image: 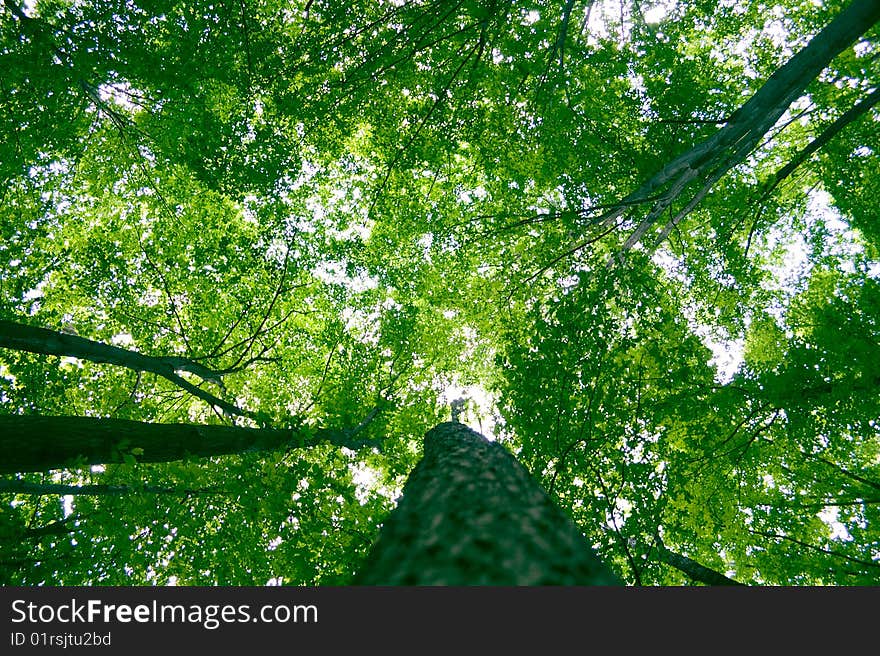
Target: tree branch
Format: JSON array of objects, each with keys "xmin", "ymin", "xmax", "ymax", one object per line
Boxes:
[
  {"xmin": 760, "ymin": 86, "xmax": 880, "ymax": 202},
  {"xmin": 0, "ymin": 320, "xmax": 246, "ymax": 418}
]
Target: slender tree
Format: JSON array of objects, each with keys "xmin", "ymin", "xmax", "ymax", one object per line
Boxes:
[{"xmin": 565, "ymin": 0, "xmax": 880, "ymax": 263}]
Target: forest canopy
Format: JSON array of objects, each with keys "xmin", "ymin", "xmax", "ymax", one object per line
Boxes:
[{"xmin": 1, "ymin": 0, "xmax": 879, "ymax": 585}]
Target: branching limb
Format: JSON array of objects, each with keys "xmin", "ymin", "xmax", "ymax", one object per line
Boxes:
[{"xmin": 0, "ymin": 319, "xmax": 247, "ymax": 418}]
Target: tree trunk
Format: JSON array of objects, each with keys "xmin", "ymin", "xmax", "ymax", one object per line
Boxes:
[
  {"xmin": 0, "ymin": 415, "xmax": 370, "ymax": 474},
  {"xmin": 354, "ymin": 421, "xmax": 621, "ymax": 585},
  {"xmin": 656, "ymin": 544, "xmax": 745, "ymax": 586}
]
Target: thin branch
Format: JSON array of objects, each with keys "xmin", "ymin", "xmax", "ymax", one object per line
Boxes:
[
  {"xmin": 300, "ymin": 334, "xmax": 342, "ymax": 415},
  {"xmin": 112, "ymin": 370, "xmax": 142, "ymax": 414},
  {"xmin": 590, "ymin": 464, "xmax": 643, "ymax": 585},
  {"xmin": 803, "ymin": 453, "xmax": 880, "ymax": 492},
  {"xmin": 554, "ymin": 0, "xmax": 577, "ymax": 68},
  {"xmin": 371, "ymin": 28, "xmax": 485, "ymax": 210},
  {"xmin": 596, "ymin": 0, "xmax": 880, "ymax": 260},
  {"xmin": 749, "ymin": 528, "xmax": 880, "ymax": 570},
  {"xmin": 760, "ymin": 86, "xmax": 880, "ymax": 204}
]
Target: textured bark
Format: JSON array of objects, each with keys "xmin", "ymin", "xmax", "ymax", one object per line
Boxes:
[
  {"xmin": 656, "ymin": 544, "xmax": 745, "ymax": 586},
  {"xmin": 354, "ymin": 421, "xmax": 621, "ymax": 585},
  {"xmin": 0, "ymin": 415, "xmax": 369, "ymax": 474},
  {"xmin": 0, "ymin": 320, "xmax": 245, "ymax": 418}
]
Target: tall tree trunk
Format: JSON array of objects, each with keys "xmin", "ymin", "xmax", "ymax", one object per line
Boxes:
[
  {"xmin": 0, "ymin": 415, "xmax": 371, "ymax": 474},
  {"xmin": 354, "ymin": 421, "xmax": 621, "ymax": 585}
]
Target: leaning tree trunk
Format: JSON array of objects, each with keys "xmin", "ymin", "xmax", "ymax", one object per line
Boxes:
[
  {"xmin": 354, "ymin": 421, "xmax": 621, "ymax": 585},
  {"xmin": 655, "ymin": 543, "xmax": 745, "ymax": 586},
  {"xmin": 0, "ymin": 415, "xmax": 371, "ymax": 474},
  {"xmin": 603, "ymin": 0, "xmax": 880, "ymax": 257}
]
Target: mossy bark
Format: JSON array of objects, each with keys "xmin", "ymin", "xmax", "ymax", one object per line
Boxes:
[{"xmin": 355, "ymin": 421, "xmax": 621, "ymax": 585}]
